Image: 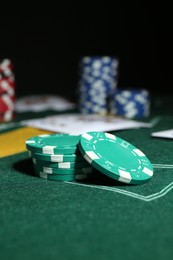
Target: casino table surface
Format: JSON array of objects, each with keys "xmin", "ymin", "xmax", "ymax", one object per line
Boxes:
[{"xmin": 1, "ymin": 95, "xmax": 173, "ymax": 260}]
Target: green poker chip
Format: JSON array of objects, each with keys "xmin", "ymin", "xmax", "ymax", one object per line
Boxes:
[
  {"xmin": 34, "ymin": 164, "xmax": 93, "ymax": 175},
  {"xmin": 29, "ymin": 151, "xmax": 84, "ymax": 162},
  {"xmin": 36, "ymin": 172, "xmax": 90, "ymax": 181},
  {"xmin": 78, "ymin": 131, "xmax": 153, "ymax": 185},
  {"xmin": 32, "ymin": 158, "xmax": 90, "ymax": 169},
  {"xmin": 26, "ymin": 134, "xmax": 81, "ymax": 155}
]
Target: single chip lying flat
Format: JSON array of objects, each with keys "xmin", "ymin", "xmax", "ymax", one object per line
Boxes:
[{"xmin": 26, "ymin": 134, "xmax": 81, "ymax": 154}]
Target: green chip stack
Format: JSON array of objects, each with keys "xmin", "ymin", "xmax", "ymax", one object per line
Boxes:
[
  {"xmin": 25, "ymin": 134, "xmax": 93, "ymax": 182},
  {"xmin": 25, "ymin": 132, "xmax": 154, "ymax": 185}
]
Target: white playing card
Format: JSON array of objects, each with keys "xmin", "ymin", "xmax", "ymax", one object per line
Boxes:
[
  {"xmin": 21, "ymin": 113, "xmax": 152, "ymax": 134},
  {"xmin": 151, "ymin": 129, "xmax": 173, "ymax": 139},
  {"xmin": 15, "ymin": 95, "xmax": 76, "ymax": 112}
]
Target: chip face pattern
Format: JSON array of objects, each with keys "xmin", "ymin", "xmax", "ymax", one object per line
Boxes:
[
  {"xmin": 25, "ymin": 134, "xmax": 81, "ymax": 154},
  {"xmin": 78, "ymin": 131, "xmax": 153, "ymax": 184}
]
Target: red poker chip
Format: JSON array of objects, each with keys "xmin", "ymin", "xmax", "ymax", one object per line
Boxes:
[
  {"xmin": 0, "ymin": 78, "xmax": 15, "ymax": 87},
  {"xmin": 0, "ymin": 90, "xmax": 7, "ymax": 96},
  {"xmin": 0, "ymin": 94, "xmax": 15, "ymax": 112},
  {"xmin": 0, "ymin": 111, "xmax": 15, "ymax": 122},
  {"xmin": 0, "ymin": 78, "xmax": 16, "ymax": 96},
  {"xmin": 0, "ymin": 59, "xmax": 14, "ymax": 73},
  {"xmin": 0, "ymin": 71, "xmax": 14, "ymax": 79}
]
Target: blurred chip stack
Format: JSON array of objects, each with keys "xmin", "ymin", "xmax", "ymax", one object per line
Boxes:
[
  {"xmin": 77, "ymin": 56, "xmax": 119, "ymax": 115},
  {"xmin": 77, "ymin": 55, "xmax": 151, "ymax": 119},
  {"xmin": 0, "ymin": 59, "xmax": 16, "ymax": 122},
  {"xmin": 108, "ymin": 88, "xmax": 151, "ymax": 119}
]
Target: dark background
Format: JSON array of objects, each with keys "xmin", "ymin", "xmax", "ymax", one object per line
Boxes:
[{"xmin": 0, "ymin": 3, "xmax": 172, "ymax": 101}]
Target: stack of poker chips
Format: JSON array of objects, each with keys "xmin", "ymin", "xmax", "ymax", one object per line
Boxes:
[
  {"xmin": 25, "ymin": 134, "xmax": 93, "ymax": 182},
  {"xmin": 78, "ymin": 56, "xmax": 119, "ymax": 115},
  {"xmin": 0, "ymin": 59, "xmax": 16, "ymax": 122},
  {"xmin": 109, "ymin": 88, "xmax": 151, "ymax": 119},
  {"xmin": 26, "ymin": 131, "xmax": 153, "ymax": 184},
  {"xmin": 77, "ymin": 56, "xmax": 151, "ymax": 119}
]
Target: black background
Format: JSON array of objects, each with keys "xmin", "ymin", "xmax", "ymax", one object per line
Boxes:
[{"xmin": 0, "ymin": 3, "xmax": 172, "ymax": 100}]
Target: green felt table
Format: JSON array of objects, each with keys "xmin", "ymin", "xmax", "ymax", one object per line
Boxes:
[{"xmin": 1, "ymin": 95, "xmax": 173, "ymax": 260}]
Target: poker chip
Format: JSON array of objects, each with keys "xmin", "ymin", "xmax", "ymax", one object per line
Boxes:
[
  {"xmin": 34, "ymin": 164, "xmax": 93, "ymax": 175},
  {"xmin": 26, "ymin": 134, "xmax": 81, "ymax": 155},
  {"xmin": 77, "ymin": 56, "xmax": 119, "ymax": 114},
  {"xmin": 0, "ymin": 94, "xmax": 15, "ymax": 111},
  {"xmin": 37, "ymin": 172, "xmax": 90, "ymax": 181},
  {"xmin": 26, "ymin": 133, "xmax": 92, "ymax": 182},
  {"xmin": 29, "ymin": 151, "xmax": 84, "ymax": 162},
  {"xmin": 0, "ymin": 59, "xmax": 14, "ymax": 79},
  {"xmin": 0, "ymin": 111, "xmax": 15, "ymax": 122},
  {"xmin": 78, "ymin": 131, "xmax": 153, "ymax": 184},
  {"xmin": 32, "ymin": 158, "xmax": 90, "ymax": 169},
  {"xmin": 0, "ymin": 59, "xmax": 16, "ymax": 122},
  {"xmin": 0, "ymin": 78, "xmax": 15, "ymax": 96},
  {"xmin": 27, "ymin": 131, "xmax": 153, "ymax": 184},
  {"xmin": 109, "ymin": 88, "xmax": 151, "ymax": 118}
]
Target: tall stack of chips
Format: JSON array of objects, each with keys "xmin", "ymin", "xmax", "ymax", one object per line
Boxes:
[
  {"xmin": 77, "ymin": 56, "xmax": 119, "ymax": 115},
  {"xmin": 0, "ymin": 59, "xmax": 16, "ymax": 122}
]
